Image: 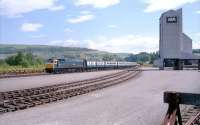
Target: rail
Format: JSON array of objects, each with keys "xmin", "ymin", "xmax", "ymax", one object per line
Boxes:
[
  {"xmin": 162, "ymin": 91, "xmax": 200, "ymax": 125},
  {"xmin": 0, "ymin": 69, "xmax": 141, "ymax": 114}
]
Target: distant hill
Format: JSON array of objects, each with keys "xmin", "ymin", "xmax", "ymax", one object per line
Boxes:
[
  {"xmin": 0, "ymin": 44, "xmax": 199, "ymax": 61},
  {"xmin": 193, "ymin": 49, "xmax": 200, "ymax": 54},
  {"xmin": 0, "ymin": 44, "xmax": 130, "ymax": 61}
]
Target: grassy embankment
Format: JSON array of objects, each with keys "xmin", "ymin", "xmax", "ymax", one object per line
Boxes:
[
  {"xmin": 0, "ymin": 64, "xmax": 45, "ymax": 74},
  {"xmin": 0, "ymin": 51, "xmax": 45, "ymax": 74}
]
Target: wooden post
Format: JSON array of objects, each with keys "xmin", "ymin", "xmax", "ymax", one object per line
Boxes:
[
  {"xmin": 162, "ymin": 91, "xmax": 200, "ymax": 125},
  {"xmin": 162, "ymin": 92, "xmax": 182, "ymax": 125}
]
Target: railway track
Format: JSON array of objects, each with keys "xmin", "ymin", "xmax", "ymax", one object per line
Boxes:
[
  {"xmin": 182, "ymin": 106, "xmax": 200, "ymax": 125},
  {"xmin": 163, "ymin": 91, "xmax": 200, "ymax": 125},
  {"xmin": 0, "ymin": 68, "xmax": 134, "ymax": 79},
  {"xmin": 0, "ymin": 70, "xmax": 141, "ymax": 114},
  {"xmin": 0, "ymin": 72, "xmax": 47, "ymax": 79}
]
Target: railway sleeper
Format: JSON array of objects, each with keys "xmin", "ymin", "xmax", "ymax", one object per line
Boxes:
[
  {"xmin": 48, "ymin": 93, "xmax": 55, "ymax": 97},
  {"xmin": 0, "ymin": 102, "xmax": 4, "ymax": 107},
  {"xmin": 72, "ymin": 92, "xmax": 80, "ymax": 96},
  {"xmin": 40, "ymin": 95, "xmax": 50, "ymax": 100},
  {"xmin": 3, "ymin": 94, "xmax": 14, "ymax": 99},
  {"xmin": 0, "ymin": 95, "xmax": 3, "ymax": 100},
  {"xmin": 79, "ymin": 90, "xmax": 88, "ymax": 95},
  {"xmin": 68, "ymin": 94, "xmax": 76, "ymax": 98},
  {"xmin": 54, "ymin": 96, "xmax": 64, "ymax": 100},
  {"xmin": 61, "ymin": 93, "xmax": 67, "ymax": 99},
  {"xmin": 185, "ymin": 115, "xmax": 200, "ymax": 125},
  {"xmin": 33, "ymin": 91, "xmax": 41, "ymax": 95},
  {"xmin": 15, "ymin": 104, "xmax": 28, "ymax": 110},
  {"xmin": 52, "ymin": 97, "xmax": 59, "ymax": 101},
  {"xmin": 39, "ymin": 89, "xmax": 48, "ymax": 93},
  {"xmin": 30, "ymin": 96, "xmax": 41, "ymax": 101},
  {"xmin": 0, "ymin": 71, "xmax": 139, "ymax": 114},
  {"xmin": 0, "ymin": 108, "xmax": 7, "ymax": 114},
  {"xmin": 49, "ymin": 97, "xmax": 57, "ymax": 102},
  {"xmin": 2, "ymin": 71, "xmax": 124, "ymax": 98},
  {"xmin": 41, "ymin": 99, "xmax": 51, "ymax": 103},
  {"xmin": 33, "ymin": 101, "xmax": 43, "ymax": 105},
  {"xmin": 2, "ymin": 104, "xmax": 17, "ymax": 112},
  {"xmin": 23, "ymin": 91, "xmax": 37, "ymax": 96},
  {"xmin": 7, "ymin": 107, "xmax": 17, "ymax": 112},
  {"xmin": 42, "ymin": 89, "xmax": 50, "ymax": 93},
  {"xmin": 60, "ymin": 94, "xmax": 68, "ymax": 99},
  {"xmin": 21, "ymin": 97, "xmax": 33, "ymax": 102},
  {"xmin": 62, "ymin": 94, "xmax": 69, "ymax": 99},
  {"xmin": 36, "ymin": 90, "xmax": 46, "ymax": 95},
  {"xmin": 17, "ymin": 100, "xmax": 33, "ymax": 105},
  {"xmin": 25, "ymin": 102, "xmax": 35, "ymax": 108}
]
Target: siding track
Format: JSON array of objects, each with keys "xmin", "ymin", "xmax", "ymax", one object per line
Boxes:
[
  {"xmin": 183, "ymin": 106, "xmax": 200, "ymax": 125},
  {"xmin": 0, "ymin": 69, "xmax": 141, "ymax": 114}
]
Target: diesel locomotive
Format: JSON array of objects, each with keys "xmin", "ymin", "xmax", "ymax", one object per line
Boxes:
[{"xmin": 45, "ymin": 58, "xmax": 138, "ymax": 73}]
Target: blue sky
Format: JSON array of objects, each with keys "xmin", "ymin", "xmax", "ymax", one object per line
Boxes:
[{"xmin": 0, "ymin": 0, "xmax": 200, "ymax": 53}]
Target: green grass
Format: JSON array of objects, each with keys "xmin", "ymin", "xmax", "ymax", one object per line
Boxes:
[{"xmin": 0, "ymin": 64, "xmax": 45, "ymax": 74}]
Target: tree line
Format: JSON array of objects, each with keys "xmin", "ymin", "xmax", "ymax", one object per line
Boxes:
[
  {"xmin": 0, "ymin": 52, "xmax": 44, "ymax": 68},
  {"xmin": 125, "ymin": 52, "xmax": 159, "ymax": 64}
]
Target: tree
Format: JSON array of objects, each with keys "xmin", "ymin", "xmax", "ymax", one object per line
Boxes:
[
  {"xmin": 4, "ymin": 51, "xmax": 44, "ymax": 67},
  {"xmin": 102, "ymin": 54, "xmax": 114, "ymax": 61},
  {"xmin": 15, "ymin": 51, "xmax": 24, "ymax": 65},
  {"xmin": 0, "ymin": 59, "xmax": 7, "ymax": 66},
  {"xmin": 125, "ymin": 54, "xmax": 137, "ymax": 62},
  {"xmin": 25, "ymin": 52, "xmax": 34, "ymax": 65},
  {"xmin": 125, "ymin": 52, "xmax": 159, "ymax": 64},
  {"xmin": 5, "ymin": 55, "xmax": 16, "ymax": 65},
  {"xmin": 149, "ymin": 52, "xmax": 159, "ymax": 64}
]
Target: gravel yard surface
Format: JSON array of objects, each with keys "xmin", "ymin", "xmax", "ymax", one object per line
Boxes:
[
  {"xmin": 0, "ymin": 70, "xmax": 120, "ymax": 92},
  {"xmin": 0, "ymin": 70, "xmax": 199, "ymax": 125}
]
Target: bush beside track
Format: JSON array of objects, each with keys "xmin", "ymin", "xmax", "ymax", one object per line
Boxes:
[
  {"xmin": 0, "ymin": 52, "xmax": 45, "ymax": 76},
  {"xmin": 0, "ymin": 66, "xmax": 45, "ymax": 75}
]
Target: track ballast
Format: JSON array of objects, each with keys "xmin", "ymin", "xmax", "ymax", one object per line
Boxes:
[{"xmin": 0, "ymin": 70, "xmax": 141, "ymax": 114}]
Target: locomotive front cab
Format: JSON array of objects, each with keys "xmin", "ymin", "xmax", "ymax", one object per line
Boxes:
[{"xmin": 45, "ymin": 59, "xmax": 58, "ymax": 73}]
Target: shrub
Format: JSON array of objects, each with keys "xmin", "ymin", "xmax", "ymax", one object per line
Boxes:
[{"xmin": 4, "ymin": 51, "xmax": 44, "ymax": 67}]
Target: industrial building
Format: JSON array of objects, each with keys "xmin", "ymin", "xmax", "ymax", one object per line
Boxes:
[{"xmin": 156, "ymin": 8, "xmax": 200, "ymax": 70}]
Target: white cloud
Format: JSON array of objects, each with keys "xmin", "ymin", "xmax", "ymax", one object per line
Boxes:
[
  {"xmin": 144, "ymin": 0, "xmax": 199, "ymax": 13},
  {"xmin": 192, "ymin": 33, "xmax": 200, "ymax": 49},
  {"xmin": 67, "ymin": 14, "xmax": 95, "ymax": 24},
  {"xmin": 86, "ymin": 35, "xmax": 158, "ymax": 53},
  {"xmin": 195, "ymin": 32, "xmax": 200, "ymax": 37},
  {"xmin": 49, "ymin": 5, "xmax": 65, "ymax": 11},
  {"xmin": 0, "ymin": 0, "xmax": 64, "ymax": 17},
  {"xmin": 196, "ymin": 10, "xmax": 200, "ymax": 14},
  {"xmin": 75, "ymin": 0, "xmax": 120, "ymax": 8},
  {"xmin": 49, "ymin": 35, "xmax": 158, "ymax": 53},
  {"xmin": 193, "ymin": 41, "xmax": 200, "ymax": 49},
  {"xmin": 108, "ymin": 25, "xmax": 117, "ymax": 28},
  {"xmin": 49, "ymin": 40, "xmax": 63, "ymax": 45},
  {"xmin": 49, "ymin": 39, "xmax": 87, "ymax": 47},
  {"xmin": 21, "ymin": 23, "xmax": 43, "ymax": 32}
]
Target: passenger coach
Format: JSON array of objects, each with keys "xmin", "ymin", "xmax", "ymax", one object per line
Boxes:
[{"xmin": 45, "ymin": 58, "xmax": 138, "ymax": 73}]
